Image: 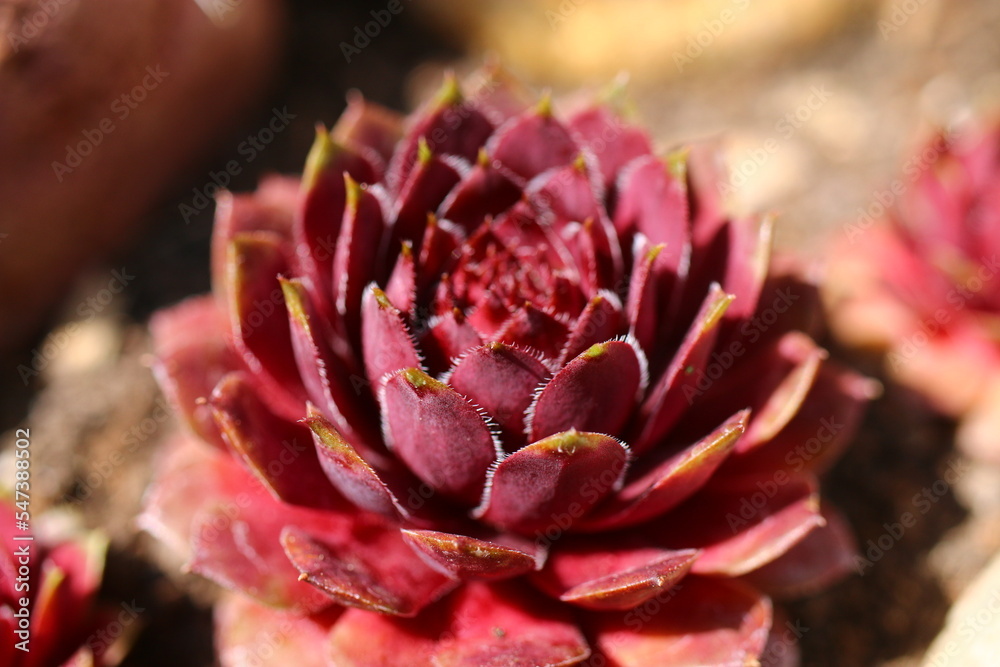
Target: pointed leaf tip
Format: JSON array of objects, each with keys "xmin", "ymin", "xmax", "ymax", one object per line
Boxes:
[
  {"xmin": 278, "ymin": 277, "xmax": 309, "ymax": 328},
  {"xmin": 344, "ymin": 172, "xmax": 362, "ymax": 210},
  {"xmin": 665, "ymin": 147, "xmax": 690, "ymax": 181},
  {"xmin": 536, "ymin": 90, "xmax": 553, "ymax": 117},
  {"xmin": 417, "ymin": 136, "xmax": 433, "ymax": 165},
  {"xmin": 302, "ymin": 124, "xmax": 338, "ymax": 190},
  {"xmin": 370, "ymin": 284, "xmax": 393, "ymax": 309},
  {"xmin": 435, "ymin": 71, "xmax": 463, "ymax": 107}
]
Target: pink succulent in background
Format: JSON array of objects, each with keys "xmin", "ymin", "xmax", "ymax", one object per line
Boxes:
[
  {"xmin": 143, "ymin": 67, "xmax": 875, "ymax": 666},
  {"xmin": 1, "ymin": 499, "xmax": 107, "ymax": 667},
  {"xmin": 828, "ymin": 122, "xmax": 1000, "ymax": 462}
]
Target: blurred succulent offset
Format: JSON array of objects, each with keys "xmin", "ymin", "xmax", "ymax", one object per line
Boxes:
[
  {"xmin": 143, "ymin": 68, "xmax": 875, "ymax": 666},
  {"xmin": 829, "ymin": 123, "xmax": 1000, "ymax": 462},
  {"xmin": 1, "ymin": 500, "xmax": 107, "ymax": 667}
]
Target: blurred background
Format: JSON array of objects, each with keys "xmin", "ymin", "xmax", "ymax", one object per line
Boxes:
[{"xmin": 0, "ymin": 0, "xmax": 998, "ymax": 664}]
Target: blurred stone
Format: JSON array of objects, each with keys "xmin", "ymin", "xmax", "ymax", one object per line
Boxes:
[
  {"xmin": 0, "ymin": 0, "xmax": 285, "ymax": 351},
  {"xmin": 412, "ymin": 0, "xmax": 878, "ymax": 84},
  {"xmin": 922, "ymin": 552, "xmax": 1000, "ymax": 667}
]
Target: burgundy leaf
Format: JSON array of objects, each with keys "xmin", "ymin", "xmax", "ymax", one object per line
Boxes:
[
  {"xmin": 281, "ymin": 524, "xmax": 455, "ymax": 617},
  {"xmin": 652, "ymin": 479, "xmax": 824, "ymax": 577},
  {"xmin": 329, "ymin": 582, "xmax": 591, "ymax": 667},
  {"xmin": 578, "ymin": 411, "xmax": 748, "ymax": 531},
  {"xmin": 534, "ymin": 540, "xmax": 698, "ymax": 611},
  {"xmin": 489, "ymin": 102, "xmax": 580, "ymax": 182},
  {"xmin": 392, "ymin": 144, "xmax": 463, "ymax": 253},
  {"xmin": 569, "ymin": 105, "xmax": 653, "ymax": 189},
  {"xmin": 386, "ymin": 74, "xmax": 494, "ymax": 191},
  {"xmin": 559, "ymin": 291, "xmax": 625, "ymax": 364},
  {"xmin": 588, "ymin": 576, "xmax": 772, "ymax": 666},
  {"xmin": 294, "ymin": 126, "xmax": 378, "ymax": 305},
  {"xmin": 209, "ymin": 372, "xmax": 341, "ymax": 508},
  {"xmin": 150, "ymin": 295, "xmax": 238, "ymax": 450},
  {"xmin": 634, "ymin": 283, "xmax": 734, "ymax": 454},
  {"xmin": 211, "ymin": 177, "xmax": 298, "ymax": 307},
  {"xmin": 282, "ymin": 277, "xmax": 383, "ymax": 460},
  {"xmin": 224, "ymin": 232, "xmax": 307, "ymax": 421},
  {"xmin": 492, "ymin": 302, "xmax": 571, "ymax": 360},
  {"xmin": 528, "ymin": 338, "xmax": 646, "ymax": 442},
  {"xmin": 475, "ymin": 430, "xmax": 629, "ymax": 536},
  {"xmin": 333, "ymin": 91, "xmax": 404, "ymax": 166},
  {"xmin": 743, "ymin": 503, "xmax": 857, "ymax": 598},
  {"xmin": 438, "ymin": 149, "xmax": 522, "ymax": 232},
  {"xmin": 380, "ymin": 368, "xmax": 501, "ymax": 504},
  {"xmin": 401, "ymin": 529, "xmax": 538, "ymax": 581},
  {"xmin": 332, "ymin": 176, "xmax": 386, "ymax": 342},
  {"xmin": 304, "ymin": 407, "xmax": 438, "ymax": 523},
  {"xmin": 445, "ymin": 342, "xmax": 550, "ymax": 451},
  {"xmin": 361, "ymin": 285, "xmax": 423, "ymax": 392}
]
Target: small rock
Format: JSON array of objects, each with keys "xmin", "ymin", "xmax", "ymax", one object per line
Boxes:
[{"xmin": 921, "ymin": 551, "xmax": 1000, "ymax": 667}]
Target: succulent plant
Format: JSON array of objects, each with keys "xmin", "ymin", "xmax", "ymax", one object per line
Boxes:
[
  {"xmin": 144, "ymin": 67, "xmax": 874, "ymax": 666},
  {"xmin": 1, "ymin": 499, "xmax": 108, "ymax": 667},
  {"xmin": 829, "ymin": 123, "xmax": 1000, "ymax": 461}
]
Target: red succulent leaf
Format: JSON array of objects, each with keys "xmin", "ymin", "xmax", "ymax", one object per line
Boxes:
[
  {"xmin": 401, "ymin": 529, "xmax": 538, "ymax": 581},
  {"xmin": 444, "ymin": 342, "xmax": 551, "ymax": 452},
  {"xmin": 189, "ymin": 504, "xmax": 334, "ymax": 613},
  {"xmin": 209, "ymin": 371, "xmax": 341, "ymax": 509},
  {"xmin": 634, "ymin": 283, "xmax": 734, "ymax": 454},
  {"xmin": 717, "ymin": 363, "xmax": 879, "ymax": 488},
  {"xmin": 559, "ymin": 291, "xmax": 625, "ymax": 364},
  {"xmin": 224, "ymin": 231, "xmax": 306, "ymax": 421},
  {"xmin": 387, "ymin": 75, "xmax": 494, "ymax": 191},
  {"xmin": 742, "ymin": 503, "xmax": 857, "ymax": 598},
  {"xmin": 215, "ymin": 594, "xmax": 340, "ymax": 667},
  {"xmin": 421, "ymin": 307, "xmax": 485, "ymax": 373},
  {"xmin": 438, "ymin": 150, "xmax": 522, "ymax": 231},
  {"xmin": 626, "ymin": 240, "xmax": 675, "ymax": 354},
  {"xmin": 332, "ymin": 176, "xmax": 387, "ymax": 343},
  {"xmin": 329, "ymin": 582, "xmax": 591, "ymax": 667},
  {"xmin": 281, "ymin": 525, "xmax": 456, "ymax": 617},
  {"xmin": 211, "ymin": 177, "xmax": 298, "ymax": 309},
  {"xmin": 332, "ymin": 91, "xmax": 404, "ymax": 167},
  {"xmin": 294, "ymin": 126, "xmax": 379, "ymax": 305},
  {"xmin": 528, "ymin": 338, "xmax": 647, "ymax": 442},
  {"xmin": 25, "ymin": 535, "xmax": 105, "ymax": 667},
  {"xmin": 578, "ymin": 410, "xmax": 748, "ymax": 532},
  {"xmin": 281, "ymin": 277, "xmax": 383, "ymax": 457},
  {"xmin": 304, "ymin": 406, "xmax": 440, "ymax": 524},
  {"xmin": 150, "ymin": 295, "xmax": 237, "ymax": 449},
  {"xmin": 391, "ymin": 145, "xmax": 464, "ymax": 253},
  {"xmin": 569, "ymin": 105, "xmax": 653, "ymax": 190},
  {"xmin": 384, "ymin": 242, "xmax": 417, "ymax": 316},
  {"xmin": 587, "ymin": 576, "xmax": 772, "ymax": 667},
  {"xmin": 475, "ymin": 430, "xmax": 630, "ymax": 536},
  {"xmin": 492, "ymin": 302, "xmax": 571, "ymax": 360},
  {"xmin": 380, "ymin": 368, "xmax": 501, "ymax": 504},
  {"xmin": 614, "ymin": 153, "xmax": 690, "ymax": 269},
  {"xmin": 489, "ymin": 102, "xmax": 579, "ymax": 182},
  {"xmin": 660, "ymin": 479, "xmax": 824, "ymax": 577},
  {"xmin": 416, "ymin": 216, "xmax": 465, "ymax": 296},
  {"xmin": 534, "ymin": 540, "xmax": 698, "ymax": 611},
  {"xmin": 361, "ymin": 285, "xmax": 423, "ymax": 392}
]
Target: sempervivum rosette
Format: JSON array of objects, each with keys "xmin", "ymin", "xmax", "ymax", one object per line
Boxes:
[
  {"xmin": 1, "ymin": 499, "xmax": 107, "ymax": 667},
  {"xmin": 143, "ymin": 68, "xmax": 875, "ymax": 666},
  {"xmin": 828, "ymin": 122, "xmax": 1000, "ymax": 462}
]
